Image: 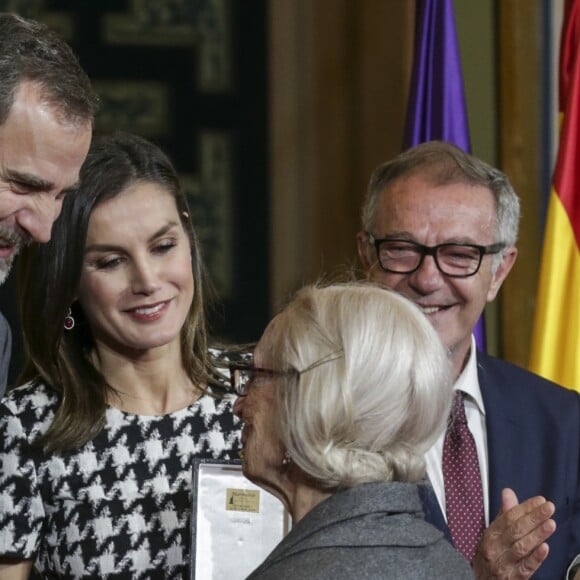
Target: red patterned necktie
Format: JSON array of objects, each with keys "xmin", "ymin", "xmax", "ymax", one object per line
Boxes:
[{"xmin": 442, "ymin": 391, "xmax": 486, "ymax": 562}]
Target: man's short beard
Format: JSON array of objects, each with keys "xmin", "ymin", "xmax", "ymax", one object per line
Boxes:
[
  {"xmin": 0, "ymin": 226, "xmax": 28, "ymax": 285},
  {"xmin": 0, "ymin": 255, "xmax": 15, "ymax": 286}
]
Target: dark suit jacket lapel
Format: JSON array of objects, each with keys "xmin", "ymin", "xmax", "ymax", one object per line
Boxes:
[
  {"xmin": 418, "ymin": 481, "xmax": 452, "ymax": 544},
  {"xmin": 477, "ymin": 351, "xmax": 528, "ymax": 519}
]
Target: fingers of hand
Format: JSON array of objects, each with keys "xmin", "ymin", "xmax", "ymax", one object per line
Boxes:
[
  {"xmin": 505, "ymin": 497, "xmax": 554, "ymax": 535},
  {"xmin": 501, "ymin": 487, "xmax": 519, "ymax": 512},
  {"xmin": 500, "ymin": 499, "xmax": 555, "ymax": 558},
  {"xmin": 475, "ymin": 499, "xmax": 556, "ymax": 578},
  {"xmin": 513, "ymin": 542, "xmax": 550, "ymax": 578},
  {"xmin": 474, "ymin": 542, "xmax": 550, "ymax": 580}
]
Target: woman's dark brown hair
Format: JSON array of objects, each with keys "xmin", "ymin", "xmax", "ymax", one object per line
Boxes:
[{"xmin": 18, "ymin": 132, "xmax": 216, "ymax": 452}]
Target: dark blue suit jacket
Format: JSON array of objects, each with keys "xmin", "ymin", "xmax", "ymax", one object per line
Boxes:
[{"xmin": 420, "ymin": 351, "xmax": 580, "ymax": 579}]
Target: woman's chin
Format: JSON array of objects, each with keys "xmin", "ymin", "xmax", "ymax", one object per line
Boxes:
[{"xmin": 240, "ymin": 455, "xmax": 269, "ymax": 488}]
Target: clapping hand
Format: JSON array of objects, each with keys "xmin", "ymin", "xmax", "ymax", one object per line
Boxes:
[{"xmin": 472, "ymin": 488, "xmax": 556, "ymax": 579}]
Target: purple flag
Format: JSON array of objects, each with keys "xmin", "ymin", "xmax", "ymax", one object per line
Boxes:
[{"xmin": 404, "ymin": 0, "xmax": 487, "ymax": 351}]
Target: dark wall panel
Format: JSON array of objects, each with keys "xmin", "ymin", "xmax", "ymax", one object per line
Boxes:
[{"xmin": 0, "ymin": 0, "xmax": 269, "ymax": 385}]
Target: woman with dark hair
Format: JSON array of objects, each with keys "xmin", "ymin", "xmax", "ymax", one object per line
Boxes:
[{"xmin": 0, "ymin": 132, "xmax": 241, "ymax": 578}]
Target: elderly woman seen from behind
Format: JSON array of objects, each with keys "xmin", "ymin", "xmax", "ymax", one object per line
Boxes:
[{"xmin": 232, "ymin": 283, "xmax": 473, "ymax": 579}]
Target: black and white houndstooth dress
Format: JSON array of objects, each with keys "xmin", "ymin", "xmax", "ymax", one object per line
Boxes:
[{"xmin": 0, "ymin": 381, "xmax": 241, "ymax": 578}]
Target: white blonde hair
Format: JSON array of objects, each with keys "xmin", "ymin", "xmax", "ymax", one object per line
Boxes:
[{"xmin": 266, "ymin": 282, "xmax": 452, "ymax": 489}]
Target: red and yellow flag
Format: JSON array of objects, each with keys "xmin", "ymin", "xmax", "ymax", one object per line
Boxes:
[{"xmin": 530, "ymin": 0, "xmax": 580, "ymax": 391}]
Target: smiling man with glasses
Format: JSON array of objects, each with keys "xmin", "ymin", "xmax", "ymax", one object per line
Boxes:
[{"xmin": 357, "ymin": 141, "xmax": 580, "ymax": 580}]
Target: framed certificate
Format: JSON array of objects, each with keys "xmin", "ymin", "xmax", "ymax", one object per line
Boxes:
[{"xmin": 190, "ymin": 459, "xmax": 290, "ymax": 579}]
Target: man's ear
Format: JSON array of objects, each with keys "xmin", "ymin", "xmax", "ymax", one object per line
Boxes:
[
  {"xmin": 487, "ymin": 246, "xmax": 518, "ymax": 302},
  {"xmin": 356, "ymin": 230, "xmax": 373, "ymax": 274}
]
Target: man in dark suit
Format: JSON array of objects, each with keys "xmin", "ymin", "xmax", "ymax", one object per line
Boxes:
[
  {"xmin": 357, "ymin": 140, "xmax": 580, "ymax": 579},
  {"xmin": 0, "ymin": 13, "xmax": 96, "ymax": 394}
]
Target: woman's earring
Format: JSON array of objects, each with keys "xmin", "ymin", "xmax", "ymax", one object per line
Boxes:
[
  {"xmin": 281, "ymin": 452, "xmax": 292, "ymax": 467},
  {"xmin": 64, "ymin": 308, "xmax": 75, "ymax": 331}
]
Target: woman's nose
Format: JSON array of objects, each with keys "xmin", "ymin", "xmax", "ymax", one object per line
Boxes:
[{"xmin": 131, "ymin": 261, "xmax": 160, "ymax": 295}]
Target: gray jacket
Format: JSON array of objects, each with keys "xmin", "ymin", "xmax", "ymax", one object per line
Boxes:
[{"xmin": 246, "ymin": 481, "xmax": 473, "ymax": 579}]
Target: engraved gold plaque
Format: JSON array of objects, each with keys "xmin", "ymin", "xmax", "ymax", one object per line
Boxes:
[{"xmin": 226, "ymin": 488, "xmax": 260, "ymax": 513}]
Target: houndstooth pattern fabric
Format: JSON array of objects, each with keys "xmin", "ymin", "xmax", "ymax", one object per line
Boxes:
[{"xmin": 0, "ymin": 381, "xmax": 241, "ymax": 578}]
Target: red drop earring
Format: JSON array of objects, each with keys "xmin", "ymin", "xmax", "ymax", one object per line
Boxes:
[{"xmin": 64, "ymin": 308, "xmax": 75, "ymax": 331}]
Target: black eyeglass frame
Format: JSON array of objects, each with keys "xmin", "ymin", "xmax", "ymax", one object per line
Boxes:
[
  {"xmin": 229, "ymin": 350, "xmax": 344, "ymax": 396},
  {"xmin": 367, "ymin": 233, "xmax": 505, "ymax": 278}
]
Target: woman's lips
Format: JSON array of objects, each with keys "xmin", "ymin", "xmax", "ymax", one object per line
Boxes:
[{"xmin": 126, "ymin": 300, "xmax": 170, "ymax": 321}]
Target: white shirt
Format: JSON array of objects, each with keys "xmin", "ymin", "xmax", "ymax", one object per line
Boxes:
[{"xmin": 425, "ymin": 335, "xmax": 490, "ymax": 525}]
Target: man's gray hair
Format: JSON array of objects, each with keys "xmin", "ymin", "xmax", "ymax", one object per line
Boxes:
[{"xmin": 361, "ymin": 141, "xmax": 521, "ymax": 253}]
